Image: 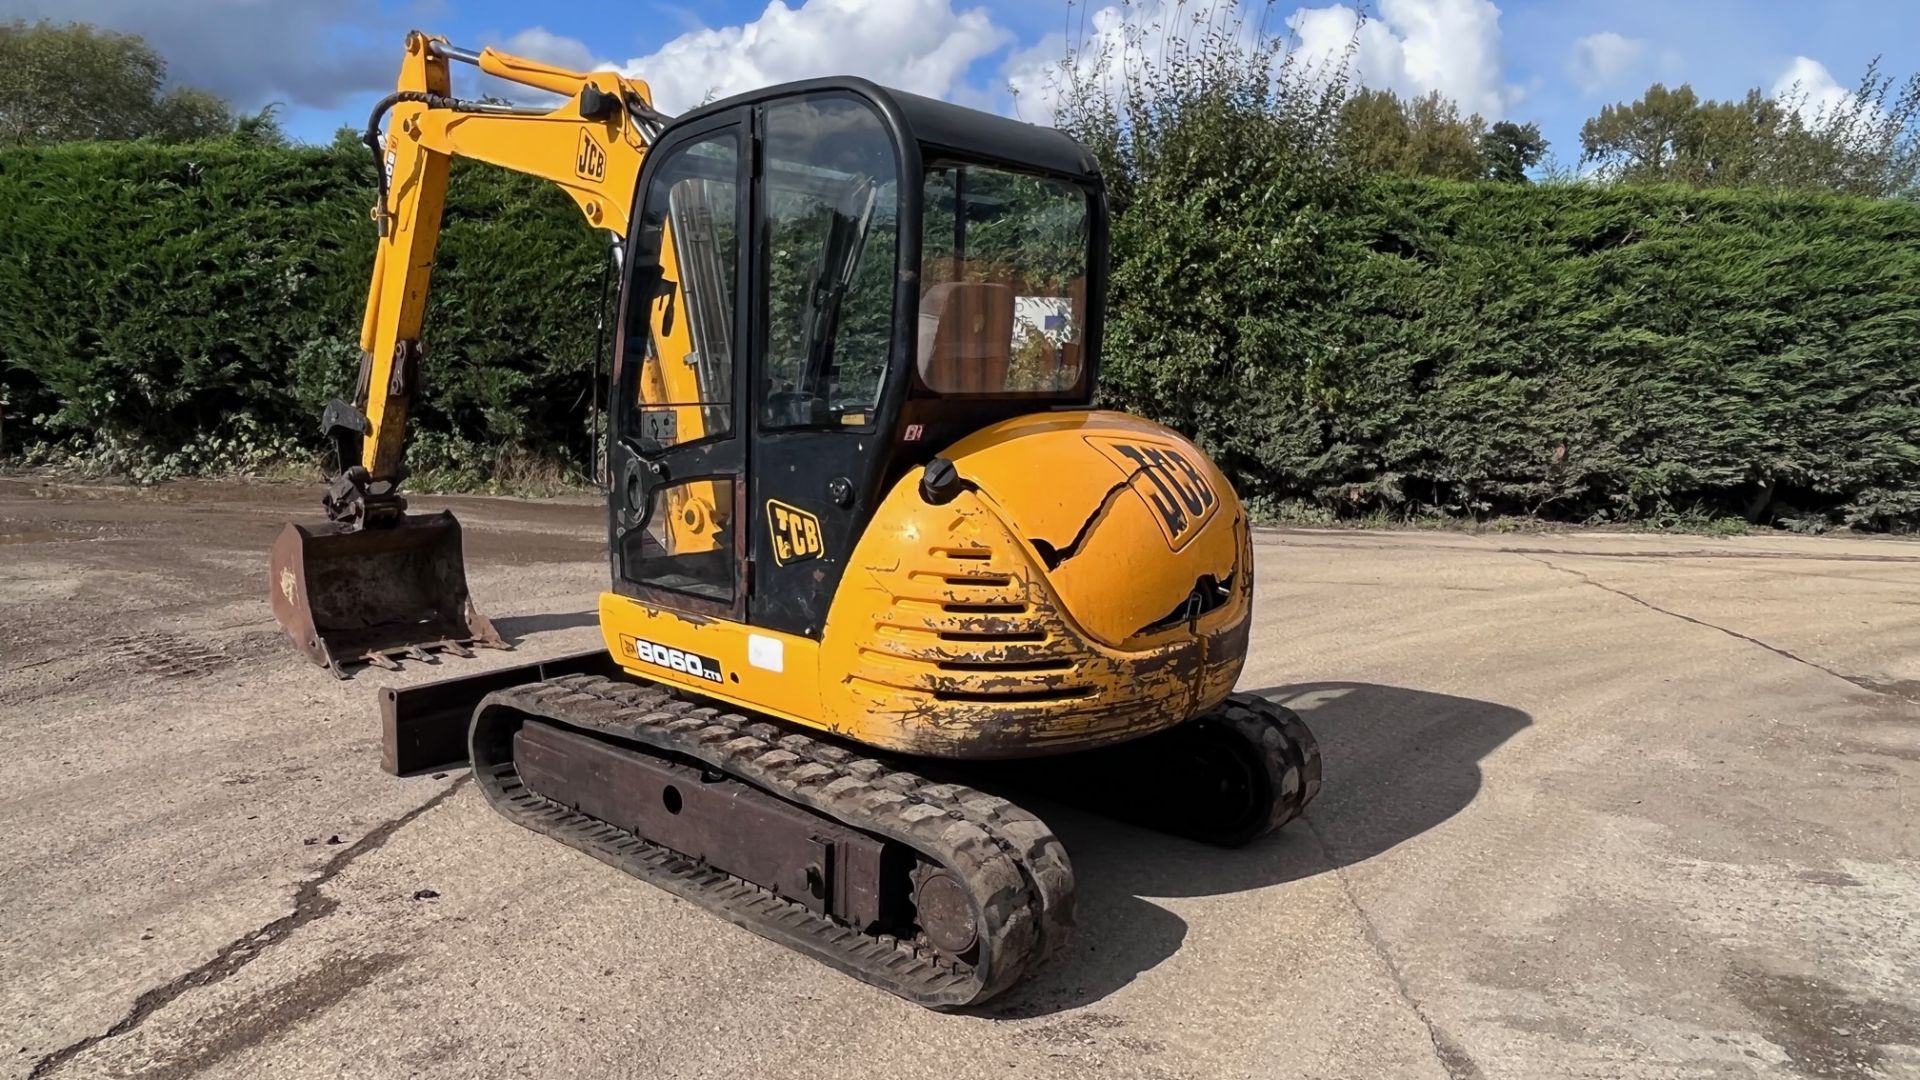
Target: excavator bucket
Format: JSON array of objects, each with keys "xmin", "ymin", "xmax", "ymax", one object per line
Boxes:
[{"xmin": 268, "ymin": 510, "xmax": 503, "ymax": 678}]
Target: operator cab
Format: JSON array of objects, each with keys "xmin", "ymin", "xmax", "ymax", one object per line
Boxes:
[{"xmin": 610, "ymin": 78, "xmax": 1109, "ymax": 638}]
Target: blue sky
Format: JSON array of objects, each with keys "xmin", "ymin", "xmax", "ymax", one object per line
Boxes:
[{"xmin": 6, "ymin": 0, "xmax": 1918, "ymax": 169}]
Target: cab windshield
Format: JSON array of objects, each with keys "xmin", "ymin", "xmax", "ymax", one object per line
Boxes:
[{"xmin": 918, "ymin": 164, "xmax": 1091, "ymax": 396}]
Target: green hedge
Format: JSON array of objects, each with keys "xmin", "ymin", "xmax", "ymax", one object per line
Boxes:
[
  {"xmin": 4, "ymin": 142, "xmax": 1919, "ymax": 527},
  {"xmin": 0, "ymin": 142, "xmax": 604, "ymax": 477},
  {"xmin": 1105, "ymin": 174, "xmax": 1920, "ymax": 522},
  {"xmin": 1101, "ymin": 176, "xmax": 1920, "ymax": 528}
]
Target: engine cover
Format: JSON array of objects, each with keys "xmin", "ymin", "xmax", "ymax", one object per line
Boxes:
[{"xmin": 815, "ymin": 411, "xmax": 1254, "ymax": 759}]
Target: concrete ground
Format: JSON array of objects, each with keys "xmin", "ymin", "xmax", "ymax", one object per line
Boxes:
[{"xmin": 2, "ymin": 475, "xmax": 1916, "ymax": 1080}]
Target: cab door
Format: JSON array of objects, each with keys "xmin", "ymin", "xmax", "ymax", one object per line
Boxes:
[
  {"xmin": 748, "ymin": 94, "xmax": 905, "ymax": 637},
  {"xmin": 609, "ymin": 114, "xmax": 749, "ymax": 617}
]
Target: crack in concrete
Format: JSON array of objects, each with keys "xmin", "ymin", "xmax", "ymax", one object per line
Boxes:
[
  {"xmin": 1304, "ymin": 816, "xmax": 1485, "ymax": 1080},
  {"xmin": 28, "ymin": 775, "xmax": 469, "ymax": 1079},
  {"xmin": 1519, "ymin": 554, "xmax": 1920, "ymax": 706}
]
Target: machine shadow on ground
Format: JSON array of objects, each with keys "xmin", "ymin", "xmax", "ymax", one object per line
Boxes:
[
  {"xmin": 979, "ymin": 682, "xmax": 1532, "ymax": 1018},
  {"xmin": 491, "ymin": 609, "xmax": 600, "ymax": 645}
]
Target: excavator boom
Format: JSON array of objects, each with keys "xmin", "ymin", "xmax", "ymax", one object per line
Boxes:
[{"xmin": 271, "ymin": 33, "xmax": 665, "ymax": 675}]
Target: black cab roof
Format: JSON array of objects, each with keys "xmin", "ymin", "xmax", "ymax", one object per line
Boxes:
[{"xmin": 669, "ymin": 76, "xmax": 1101, "ymax": 184}]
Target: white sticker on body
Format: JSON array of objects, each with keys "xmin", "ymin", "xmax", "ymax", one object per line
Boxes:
[{"xmin": 747, "ymin": 633, "xmax": 784, "ymax": 674}]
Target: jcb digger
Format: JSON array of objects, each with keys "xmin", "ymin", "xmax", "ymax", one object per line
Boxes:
[{"xmin": 269, "ymin": 32, "xmax": 1321, "ymax": 1007}]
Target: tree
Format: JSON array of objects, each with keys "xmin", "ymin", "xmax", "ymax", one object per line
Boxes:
[
  {"xmin": 1581, "ymin": 67, "xmax": 1920, "ymax": 197},
  {"xmin": 1578, "ymin": 83, "xmax": 1787, "ymax": 186},
  {"xmin": 154, "ymin": 88, "xmax": 237, "ymax": 142},
  {"xmin": 1405, "ymin": 92, "xmax": 1487, "ymax": 180},
  {"xmin": 0, "ymin": 19, "xmax": 234, "ymax": 145},
  {"xmin": 231, "ymin": 104, "xmax": 290, "ymax": 148},
  {"xmin": 1579, "ymin": 83, "xmax": 1702, "ymax": 181},
  {"xmin": 1338, "ymin": 87, "xmax": 1414, "ymax": 174},
  {"xmin": 1338, "ymin": 89, "xmax": 1548, "ymax": 182},
  {"xmin": 1777, "ymin": 59, "xmax": 1920, "ymax": 197},
  {"xmin": 1337, "ymin": 88, "xmax": 1487, "ymax": 181},
  {"xmin": 1482, "ymin": 120, "xmax": 1547, "ymax": 182}
]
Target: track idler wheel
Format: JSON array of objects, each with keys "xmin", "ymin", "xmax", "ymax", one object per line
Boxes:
[{"xmin": 911, "ymin": 865, "xmax": 981, "ymax": 960}]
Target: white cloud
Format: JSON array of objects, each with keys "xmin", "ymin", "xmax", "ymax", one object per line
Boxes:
[
  {"xmin": 499, "ymin": 27, "xmax": 611, "ymax": 75},
  {"xmin": 501, "ymin": 0, "xmax": 1528, "ymax": 128},
  {"xmin": 1000, "ymin": 7, "xmax": 1101, "ymax": 121},
  {"xmin": 618, "ymin": 0, "xmax": 1012, "ymax": 115},
  {"xmin": 1565, "ymin": 31, "xmax": 1646, "ymax": 95},
  {"xmin": 1003, "ymin": 1, "xmax": 1266, "ymax": 121},
  {"xmin": 1771, "ymin": 55, "xmax": 1853, "ymax": 124},
  {"xmin": 1289, "ymin": 0, "xmax": 1521, "ymax": 117},
  {"xmin": 1005, "ymin": 0, "xmax": 1522, "ymax": 123}
]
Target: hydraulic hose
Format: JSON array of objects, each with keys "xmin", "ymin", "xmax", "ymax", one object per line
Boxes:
[{"xmin": 362, "ymin": 91, "xmax": 446, "ymax": 228}]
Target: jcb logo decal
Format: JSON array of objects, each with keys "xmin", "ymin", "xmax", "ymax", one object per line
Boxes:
[
  {"xmin": 766, "ymin": 499, "xmax": 824, "ymax": 565},
  {"xmin": 575, "ymin": 129, "xmax": 607, "ymax": 182},
  {"xmin": 1091, "ymin": 439, "xmax": 1219, "ymax": 550}
]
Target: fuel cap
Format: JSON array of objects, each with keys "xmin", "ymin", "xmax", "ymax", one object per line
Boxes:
[{"xmin": 919, "ymin": 457, "xmax": 963, "ymax": 505}]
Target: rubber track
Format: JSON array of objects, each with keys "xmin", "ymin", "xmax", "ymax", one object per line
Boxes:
[
  {"xmin": 1212, "ymin": 693, "xmax": 1325, "ymax": 842},
  {"xmin": 468, "ymin": 673, "xmax": 1074, "ymax": 1009}
]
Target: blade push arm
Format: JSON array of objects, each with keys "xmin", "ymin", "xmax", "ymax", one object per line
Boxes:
[{"xmin": 333, "ymin": 31, "xmax": 661, "ymax": 523}]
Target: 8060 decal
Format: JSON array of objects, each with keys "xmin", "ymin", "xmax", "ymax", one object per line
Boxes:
[{"xmin": 619, "ymin": 634, "xmax": 725, "ymax": 683}]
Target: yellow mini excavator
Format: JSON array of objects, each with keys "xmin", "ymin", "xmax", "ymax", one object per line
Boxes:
[{"xmin": 270, "ymin": 32, "xmax": 1321, "ymax": 1007}]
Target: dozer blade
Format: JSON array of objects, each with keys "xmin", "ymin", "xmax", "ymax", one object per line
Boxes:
[{"xmin": 269, "ymin": 510, "xmax": 503, "ymax": 678}]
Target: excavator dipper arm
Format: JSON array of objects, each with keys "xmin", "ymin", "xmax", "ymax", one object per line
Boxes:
[
  {"xmin": 270, "ymin": 33, "xmax": 666, "ymax": 676},
  {"xmin": 345, "ymin": 33, "xmax": 661, "ymax": 503}
]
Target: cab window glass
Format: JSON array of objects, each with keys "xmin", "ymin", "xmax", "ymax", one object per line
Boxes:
[
  {"xmin": 919, "ymin": 166, "xmax": 1088, "ymax": 395},
  {"xmin": 630, "ymin": 135, "xmax": 737, "ymax": 450},
  {"xmin": 761, "ymin": 97, "xmax": 900, "ymax": 429}
]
